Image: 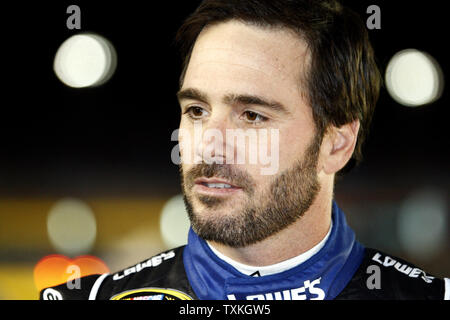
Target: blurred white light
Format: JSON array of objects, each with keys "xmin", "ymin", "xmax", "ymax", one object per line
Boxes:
[
  {"xmin": 53, "ymin": 33, "xmax": 117, "ymax": 88},
  {"xmin": 397, "ymin": 189, "xmax": 448, "ymax": 261},
  {"xmin": 159, "ymin": 194, "xmax": 191, "ymax": 249},
  {"xmin": 385, "ymin": 49, "xmax": 444, "ymax": 107},
  {"xmin": 47, "ymin": 198, "xmax": 97, "ymax": 256}
]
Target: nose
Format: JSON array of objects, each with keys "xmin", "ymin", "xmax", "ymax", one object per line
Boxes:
[
  {"xmin": 194, "ymin": 115, "xmax": 228, "ymax": 164},
  {"xmin": 195, "ymin": 112, "xmax": 231, "ymax": 165}
]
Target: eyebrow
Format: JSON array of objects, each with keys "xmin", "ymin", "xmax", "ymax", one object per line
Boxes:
[
  {"xmin": 177, "ymin": 88, "xmax": 291, "ymax": 115},
  {"xmin": 223, "ymin": 93, "xmax": 290, "ymax": 115},
  {"xmin": 176, "ymin": 88, "xmax": 209, "ymax": 104}
]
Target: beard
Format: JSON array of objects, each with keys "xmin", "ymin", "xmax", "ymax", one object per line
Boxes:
[{"xmin": 180, "ymin": 134, "xmax": 322, "ymax": 248}]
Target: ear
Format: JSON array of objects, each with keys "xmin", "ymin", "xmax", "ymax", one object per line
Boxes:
[{"xmin": 319, "ymin": 120, "xmax": 360, "ymax": 175}]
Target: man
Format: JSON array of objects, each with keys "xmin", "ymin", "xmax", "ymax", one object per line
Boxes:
[{"xmin": 41, "ymin": 0, "xmax": 448, "ymax": 300}]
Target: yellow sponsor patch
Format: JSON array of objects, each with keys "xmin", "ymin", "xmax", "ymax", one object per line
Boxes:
[{"xmin": 111, "ymin": 288, "xmax": 193, "ymax": 300}]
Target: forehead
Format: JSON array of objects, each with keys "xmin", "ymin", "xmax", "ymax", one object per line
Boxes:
[{"xmin": 183, "ymin": 20, "xmax": 310, "ymax": 102}]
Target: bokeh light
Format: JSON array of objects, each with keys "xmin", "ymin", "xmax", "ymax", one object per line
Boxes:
[
  {"xmin": 159, "ymin": 194, "xmax": 191, "ymax": 248},
  {"xmin": 397, "ymin": 188, "xmax": 448, "ymax": 261},
  {"xmin": 47, "ymin": 198, "xmax": 97, "ymax": 256},
  {"xmin": 33, "ymin": 254, "xmax": 109, "ymax": 292},
  {"xmin": 53, "ymin": 33, "xmax": 117, "ymax": 88},
  {"xmin": 385, "ymin": 49, "xmax": 444, "ymax": 107}
]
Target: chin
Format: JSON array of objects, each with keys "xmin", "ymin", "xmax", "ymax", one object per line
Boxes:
[{"xmin": 192, "ymin": 197, "xmax": 240, "ymax": 217}]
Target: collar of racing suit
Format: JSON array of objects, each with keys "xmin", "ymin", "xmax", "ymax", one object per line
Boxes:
[
  {"xmin": 206, "ymin": 219, "xmax": 332, "ymax": 277},
  {"xmin": 182, "ymin": 200, "xmax": 365, "ymax": 300}
]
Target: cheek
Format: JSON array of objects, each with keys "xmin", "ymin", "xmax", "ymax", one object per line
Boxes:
[
  {"xmin": 177, "ymin": 121, "xmax": 199, "ymax": 165},
  {"xmin": 277, "ymin": 126, "xmax": 315, "ymax": 169}
]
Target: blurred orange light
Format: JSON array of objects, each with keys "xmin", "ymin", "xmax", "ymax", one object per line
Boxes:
[{"xmin": 33, "ymin": 254, "xmax": 109, "ymax": 292}]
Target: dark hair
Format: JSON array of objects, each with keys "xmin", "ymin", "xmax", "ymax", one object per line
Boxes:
[{"xmin": 175, "ymin": 0, "xmax": 381, "ymax": 172}]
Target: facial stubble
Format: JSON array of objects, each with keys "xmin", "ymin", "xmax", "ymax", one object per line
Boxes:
[{"xmin": 180, "ymin": 135, "xmax": 322, "ymax": 248}]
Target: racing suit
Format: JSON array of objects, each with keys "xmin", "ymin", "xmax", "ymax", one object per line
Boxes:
[{"xmin": 40, "ymin": 201, "xmax": 449, "ymax": 300}]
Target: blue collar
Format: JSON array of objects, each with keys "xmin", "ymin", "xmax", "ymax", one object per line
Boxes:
[{"xmin": 183, "ymin": 201, "xmax": 365, "ymax": 300}]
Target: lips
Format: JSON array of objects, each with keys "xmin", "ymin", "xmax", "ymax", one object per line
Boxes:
[
  {"xmin": 202, "ymin": 182, "xmax": 233, "ymax": 189},
  {"xmin": 194, "ymin": 177, "xmax": 242, "ymax": 195},
  {"xmin": 195, "ymin": 177, "xmax": 240, "ymax": 188}
]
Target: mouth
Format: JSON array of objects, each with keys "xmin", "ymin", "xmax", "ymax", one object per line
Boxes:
[{"xmin": 193, "ymin": 177, "xmax": 243, "ymax": 196}]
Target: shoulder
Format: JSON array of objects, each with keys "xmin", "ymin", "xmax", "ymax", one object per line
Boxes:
[
  {"xmin": 336, "ymin": 247, "xmax": 449, "ymax": 300},
  {"xmin": 40, "ymin": 246, "xmax": 195, "ymax": 300}
]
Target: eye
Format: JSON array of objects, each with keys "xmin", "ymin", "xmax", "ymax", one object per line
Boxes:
[
  {"xmin": 243, "ymin": 111, "xmax": 268, "ymax": 123},
  {"xmin": 185, "ymin": 106, "xmax": 208, "ymax": 119}
]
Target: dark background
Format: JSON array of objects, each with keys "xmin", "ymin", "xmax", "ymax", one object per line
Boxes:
[
  {"xmin": 0, "ymin": 0, "xmax": 448, "ymax": 197},
  {"xmin": 0, "ymin": 0, "xmax": 448, "ymax": 298}
]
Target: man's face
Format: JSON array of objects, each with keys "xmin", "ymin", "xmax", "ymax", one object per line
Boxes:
[{"xmin": 178, "ymin": 21, "xmax": 322, "ymax": 247}]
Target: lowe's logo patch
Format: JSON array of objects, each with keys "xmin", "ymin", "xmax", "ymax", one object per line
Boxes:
[
  {"xmin": 227, "ymin": 278, "xmax": 325, "ymax": 300},
  {"xmin": 372, "ymin": 252, "xmax": 435, "ymax": 283}
]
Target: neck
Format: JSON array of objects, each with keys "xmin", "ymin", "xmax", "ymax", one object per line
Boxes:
[{"xmin": 209, "ymin": 182, "xmax": 333, "ymax": 267}]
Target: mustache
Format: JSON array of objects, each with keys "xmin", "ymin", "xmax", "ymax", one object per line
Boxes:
[{"xmin": 181, "ymin": 163, "xmax": 255, "ymax": 195}]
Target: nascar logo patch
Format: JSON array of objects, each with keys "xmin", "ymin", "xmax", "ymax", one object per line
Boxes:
[{"xmin": 111, "ymin": 288, "xmax": 193, "ymax": 300}]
